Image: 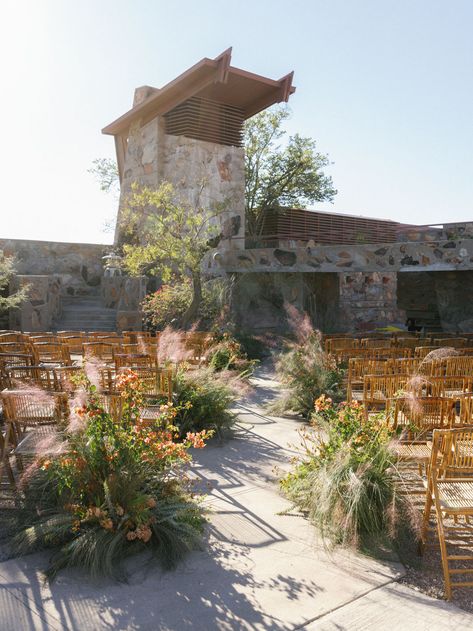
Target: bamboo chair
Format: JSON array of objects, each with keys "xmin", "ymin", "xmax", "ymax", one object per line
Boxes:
[
  {"xmin": 389, "ymin": 358, "xmax": 423, "ymax": 376},
  {"xmin": 421, "ymin": 428, "xmax": 473, "ymax": 600},
  {"xmin": 0, "ymin": 352, "xmax": 35, "ymax": 368},
  {"xmin": 98, "ymin": 394, "xmax": 124, "ymax": 422},
  {"xmin": 347, "ymin": 358, "xmax": 389, "ymax": 401},
  {"xmin": 0, "ymin": 391, "xmax": 67, "ymax": 484},
  {"xmin": 444, "ymin": 356, "xmax": 473, "ymax": 377},
  {"xmin": 57, "ymin": 331, "xmax": 85, "ymax": 337},
  {"xmin": 114, "ymin": 353, "xmax": 154, "ymax": 370},
  {"xmin": 0, "ymin": 341, "xmax": 33, "ymax": 354},
  {"xmin": 128, "ymin": 367, "xmax": 173, "ymax": 403},
  {"xmin": 0, "ymin": 332, "xmax": 25, "ymax": 343},
  {"xmin": 415, "ymin": 346, "xmax": 441, "ymax": 359},
  {"xmin": 83, "ymin": 342, "xmax": 115, "ymax": 364},
  {"xmin": 32, "ymin": 342, "xmax": 71, "ymax": 366},
  {"xmin": 87, "ymin": 331, "xmax": 117, "ymax": 339},
  {"xmin": 98, "ymin": 367, "xmax": 117, "ymax": 393},
  {"xmin": 360, "ymin": 338, "xmax": 392, "ymax": 349},
  {"xmin": 93, "ymin": 335, "xmax": 123, "ymax": 345},
  {"xmin": 184, "ymin": 334, "xmax": 212, "ymax": 366},
  {"xmin": 362, "ymin": 374, "xmax": 409, "ymax": 412},
  {"xmin": 434, "ymin": 338, "xmax": 467, "ymax": 348},
  {"xmin": 53, "ymin": 366, "xmax": 83, "ymax": 392},
  {"xmin": 396, "ymin": 337, "xmax": 424, "ymax": 350},
  {"xmin": 325, "ymin": 337, "xmax": 358, "ymax": 354},
  {"xmin": 390, "ymin": 397, "xmax": 456, "ymax": 474},
  {"xmin": 29, "ymin": 335, "xmax": 60, "ymax": 344},
  {"xmin": 5, "ymin": 366, "xmax": 56, "ymax": 391},
  {"xmin": 59, "ymin": 336, "xmax": 86, "ymax": 356},
  {"xmin": 123, "ymin": 331, "xmax": 154, "ymax": 344},
  {"xmin": 422, "ymin": 376, "xmax": 473, "ymax": 398}
]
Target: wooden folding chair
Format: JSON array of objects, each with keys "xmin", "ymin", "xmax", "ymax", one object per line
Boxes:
[
  {"xmin": 391, "ymin": 397, "xmax": 456, "ymax": 474},
  {"xmin": 32, "ymin": 342, "xmax": 71, "ymax": 367},
  {"xmin": 360, "ymin": 338, "xmax": 392, "ymax": 349},
  {"xmin": 5, "ymin": 365, "xmax": 56, "ymax": 391},
  {"xmin": 0, "ymin": 391, "xmax": 68, "ymax": 484},
  {"xmin": 363, "ymin": 374, "xmax": 408, "ymax": 413},
  {"xmin": 434, "ymin": 338, "xmax": 467, "ymax": 348},
  {"xmin": 83, "ymin": 342, "xmax": 115, "ymax": 364},
  {"xmin": 421, "ymin": 428, "xmax": 473, "ymax": 599},
  {"xmin": 114, "ymin": 353, "xmax": 154, "ymax": 370},
  {"xmin": 347, "ymin": 358, "xmax": 388, "ymax": 401}
]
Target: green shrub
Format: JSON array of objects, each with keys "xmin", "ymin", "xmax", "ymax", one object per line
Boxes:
[
  {"xmin": 173, "ymin": 367, "xmax": 236, "ymax": 437},
  {"xmin": 272, "ymin": 330, "xmax": 344, "ymax": 418},
  {"xmin": 281, "ymin": 398, "xmax": 414, "ymax": 549},
  {"xmin": 142, "ymin": 280, "xmax": 225, "ymax": 331},
  {"xmin": 207, "ymin": 334, "xmax": 258, "ymax": 376},
  {"xmin": 15, "ymin": 369, "xmax": 210, "ymax": 580}
]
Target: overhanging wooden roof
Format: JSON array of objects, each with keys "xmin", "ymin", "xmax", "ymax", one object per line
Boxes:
[{"xmin": 102, "ymin": 48, "xmax": 295, "ymax": 136}]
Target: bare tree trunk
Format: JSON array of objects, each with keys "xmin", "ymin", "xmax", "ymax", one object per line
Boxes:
[{"xmin": 182, "ymin": 272, "xmax": 202, "ymax": 329}]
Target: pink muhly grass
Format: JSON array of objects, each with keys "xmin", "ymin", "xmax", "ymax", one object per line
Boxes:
[{"xmin": 284, "ymin": 303, "xmax": 315, "ymax": 345}]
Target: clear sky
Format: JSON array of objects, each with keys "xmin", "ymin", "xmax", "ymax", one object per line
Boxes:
[{"xmin": 1, "ymin": 0, "xmax": 471, "ymax": 244}]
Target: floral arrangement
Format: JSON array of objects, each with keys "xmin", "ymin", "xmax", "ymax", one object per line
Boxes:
[
  {"xmin": 281, "ymin": 396, "xmax": 414, "ymax": 549},
  {"xmin": 16, "ymin": 368, "xmax": 212, "ymax": 580}
]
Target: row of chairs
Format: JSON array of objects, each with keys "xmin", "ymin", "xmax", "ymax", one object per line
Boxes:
[
  {"xmin": 325, "ymin": 335, "xmax": 473, "ymax": 354},
  {"xmin": 347, "ymin": 357, "xmax": 473, "ymax": 401}
]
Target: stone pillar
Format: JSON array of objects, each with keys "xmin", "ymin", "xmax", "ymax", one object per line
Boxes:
[
  {"xmin": 114, "ymin": 113, "xmax": 245, "ymax": 250},
  {"xmin": 338, "ymin": 272, "xmax": 405, "ymax": 332},
  {"xmin": 10, "ymin": 275, "xmax": 62, "ymax": 332}
]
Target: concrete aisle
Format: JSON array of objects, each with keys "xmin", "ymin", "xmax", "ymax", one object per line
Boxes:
[{"xmin": 0, "ymin": 367, "xmax": 471, "ymax": 630}]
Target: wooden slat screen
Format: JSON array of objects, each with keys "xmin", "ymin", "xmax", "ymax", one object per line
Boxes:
[
  {"xmin": 164, "ymin": 96, "xmax": 244, "ymax": 147},
  {"xmin": 258, "ymin": 208, "xmax": 400, "ymax": 245}
]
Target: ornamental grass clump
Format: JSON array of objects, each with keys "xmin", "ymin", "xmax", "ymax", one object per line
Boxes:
[
  {"xmin": 281, "ymin": 396, "xmax": 413, "ymax": 549},
  {"xmin": 207, "ymin": 333, "xmax": 258, "ymax": 377},
  {"xmin": 272, "ymin": 326, "xmax": 344, "ymax": 418},
  {"xmin": 173, "ymin": 366, "xmax": 237, "ymax": 437},
  {"xmin": 15, "ymin": 369, "xmax": 212, "ymax": 581}
]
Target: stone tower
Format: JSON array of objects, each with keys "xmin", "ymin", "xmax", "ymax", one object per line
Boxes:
[{"xmin": 102, "ymin": 48, "xmax": 295, "ymax": 248}]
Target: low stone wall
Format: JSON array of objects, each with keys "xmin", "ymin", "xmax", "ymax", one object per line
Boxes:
[
  {"xmin": 207, "ymin": 238, "xmax": 473, "ymax": 275},
  {"xmin": 0, "ymin": 238, "xmax": 107, "ymax": 296}
]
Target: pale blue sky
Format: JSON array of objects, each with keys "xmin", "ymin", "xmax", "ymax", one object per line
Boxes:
[{"xmin": 1, "ymin": 0, "xmax": 471, "ymax": 244}]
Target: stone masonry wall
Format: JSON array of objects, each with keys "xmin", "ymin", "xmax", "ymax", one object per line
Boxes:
[
  {"xmin": 9, "ymin": 275, "xmax": 61, "ymax": 332},
  {"xmin": 0, "ymin": 238, "xmax": 106, "ymax": 297},
  {"xmin": 339, "ymin": 272, "xmax": 405, "ymax": 332}
]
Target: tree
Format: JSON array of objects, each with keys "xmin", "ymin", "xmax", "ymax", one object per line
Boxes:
[
  {"xmin": 119, "ymin": 182, "xmax": 224, "ymax": 327},
  {"xmin": 0, "ymin": 253, "xmax": 29, "ymax": 313},
  {"xmin": 244, "ymin": 106, "xmax": 337, "ymax": 237},
  {"xmin": 88, "ymin": 158, "xmax": 120, "ymax": 197}
]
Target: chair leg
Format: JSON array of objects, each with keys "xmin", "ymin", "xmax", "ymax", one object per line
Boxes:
[
  {"xmin": 420, "ymin": 485, "xmax": 433, "ymax": 554},
  {"xmin": 434, "ymin": 495, "xmax": 453, "ymax": 600}
]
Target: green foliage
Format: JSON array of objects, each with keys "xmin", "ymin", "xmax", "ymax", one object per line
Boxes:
[
  {"xmin": 15, "ymin": 369, "xmax": 210, "ymax": 580},
  {"xmin": 173, "ymin": 367, "xmax": 236, "ymax": 437},
  {"xmin": 88, "ymin": 158, "xmax": 120, "ymax": 196},
  {"xmin": 142, "ymin": 280, "xmax": 224, "ymax": 332},
  {"xmin": 281, "ymin": 399, "xmax": 411, "ymax": 549},
  {"xmin": 244, "ymin": 106, "xmax": 337, "ymax": 237},
  {"xmin": 207, "ymin": 333, "xmax": 258, "ymax": 376},
  {"xmin": 0, "ymin": 253, "xmax": 29, "ymax": 313},
  {"xmin": 120, "ymin": 182, "xmax": 228, "ymax": 326},
  {"xmin": 272, "ymin": 330, "xmax": 345, "ymax": 418}
]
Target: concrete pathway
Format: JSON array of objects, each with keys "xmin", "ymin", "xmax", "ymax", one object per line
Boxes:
[{"xmin": 0, "ymin": 367, "xmax": 472, "ymax": 630}]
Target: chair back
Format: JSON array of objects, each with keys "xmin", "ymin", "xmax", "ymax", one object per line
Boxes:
[{"xmin": 392, "ymin": 396, "xmax": 455, "ymax": 438}]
